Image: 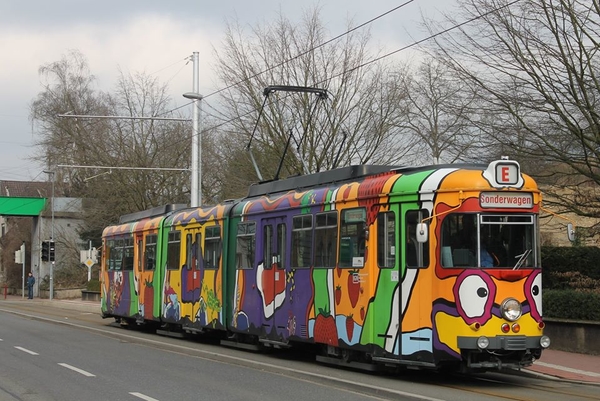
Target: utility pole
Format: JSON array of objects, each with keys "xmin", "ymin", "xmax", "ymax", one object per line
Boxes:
[
  {"xmin": 183, "ymin": 51, "xmax": 202, "ymax": 207},
  {"xmin": 44, "ymin": 170, "xmax": 55, "ymax": 301}
]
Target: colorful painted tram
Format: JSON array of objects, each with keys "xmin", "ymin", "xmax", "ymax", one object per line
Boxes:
[{"xmin": 101, "ymin": 158, "xmax": 551, "ymax": 372}]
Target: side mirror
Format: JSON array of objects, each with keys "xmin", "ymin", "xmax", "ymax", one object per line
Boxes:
[
  {"xmin": 567, "ymin": 223, "xmax": 576, "ymax": 242},
  {"xmin": 416, "ymin": 223, "xmax": 428, "ymax": 243}
]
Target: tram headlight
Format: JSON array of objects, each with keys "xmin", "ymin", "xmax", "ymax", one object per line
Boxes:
[
  {"xmin": 477, "ymin": 336, "xmax": 490, "ymax": 350},
  {"xmin": 540, "ymin": 336, "xmax": 551, "ymax": 349},
  {"xmin": 501, "ymin": 298, "xmax": 522, "ymax": 322}
]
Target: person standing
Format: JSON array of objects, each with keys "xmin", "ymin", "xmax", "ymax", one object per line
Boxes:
[{"xmin": 27, "ymin": 272, "xmax": 35, "ymax": 299}]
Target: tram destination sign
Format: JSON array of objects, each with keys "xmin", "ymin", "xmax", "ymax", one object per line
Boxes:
[{"xmin": 479, "ymin": 192, "xmax": 533, "ymax": 208}]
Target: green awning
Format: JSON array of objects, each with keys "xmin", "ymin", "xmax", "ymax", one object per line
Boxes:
[{"xmin": 0, "ymin": 197, "xmax": 47, "ymax": 216}]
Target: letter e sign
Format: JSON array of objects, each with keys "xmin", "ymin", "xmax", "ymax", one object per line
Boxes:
[{"xmin": 495, "ymin": 163, "xmax": 518, "ymax": 185}]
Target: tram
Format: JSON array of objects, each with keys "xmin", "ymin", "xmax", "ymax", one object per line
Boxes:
[{"xmin": 101, "ymin": 157, "xmax": 555, "ymax": 372}]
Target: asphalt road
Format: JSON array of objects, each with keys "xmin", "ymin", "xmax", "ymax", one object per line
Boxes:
[
  {"xmin": 1, "ymin": 301, "xmax": 598, "ymax": 401},
  {"xmin": 0, "ymin": 306, "xmax": 421, "ymax": 401}
]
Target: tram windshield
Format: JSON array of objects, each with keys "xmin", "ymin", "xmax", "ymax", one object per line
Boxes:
[{"xmin": 440, "ymin": 213, "xmax": 538, "ymax": 268}]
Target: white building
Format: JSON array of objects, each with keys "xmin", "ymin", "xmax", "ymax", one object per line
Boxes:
[{"xmin": 0, "ymin": 180, "xmax": 85, "ymax": 296}]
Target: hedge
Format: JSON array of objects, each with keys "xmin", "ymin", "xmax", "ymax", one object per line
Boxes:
[
  {"xmin": 540, "ymin": 246, "xmax": 600, "ymax": 320},
  {"xmin": 543, "ymin": 290, "xmax": 600, "ymax": 321}
]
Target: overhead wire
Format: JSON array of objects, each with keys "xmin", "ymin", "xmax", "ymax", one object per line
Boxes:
[
  {"xmin": 157, "ymin": 0, "xmax": 417, "ymax": 117},
  {"xmin": 162, "ymin": 0, "xmax": 525, "ymax": 151},
  {"xmin": 321, "ymin": 0, "xmax": 523, "ymax": 83},
  {"xmin": 201, "ymin": 0, "xmax": 417, "ymax": 100},
  {"xmin": 63, "ymin": 0, "xmax": 524, "ymax": 168}
]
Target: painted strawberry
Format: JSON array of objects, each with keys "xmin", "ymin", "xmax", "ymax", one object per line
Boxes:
[
  {"xmin": 258, "ymin": 262, "xmax": 286, "ymax": 319},
  {"xmin": 336, "ymin": 265, "xmax": 342, "ymax": 278},
  {"xmin": 314, "ymin": 307, "xmax": 339, "ymax": 346},
  {"xmin": 358, "ymin": 174, "xmax": 393, "ymax": 225},
  {"xmin": 360, "ymin": 306, "xmax": 365, "ymax": 321},
  {"xmin": 144, "ymin": 281, "xmax": 154, "ymax": 319},
  {"xmin": 346, "ymin": 315, "xmax": 354, "ymax": 341},
  {"xmin": 335, "ymin": 285, "xmax": 342, "ymax": 305},
  {"xmin": 347, "ymin": 270, "xmax": 360, "ymax": 308}
]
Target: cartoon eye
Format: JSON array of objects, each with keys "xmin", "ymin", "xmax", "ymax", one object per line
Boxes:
[
  {"xmin": 459, "ymin": 276, "xmax": 490, "ymax": 319},
  {"xmin": 453, "ymin": 270, "xmax": 496, "ymax": 325},
  {"xmin": 525, "ymin": 271, "xmax": 542, "ymax": 321}
]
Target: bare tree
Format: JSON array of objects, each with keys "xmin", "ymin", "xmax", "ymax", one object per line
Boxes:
[
  {"xmin": 394, "ymin": 58, "xmax": 480, "ymax": 164},
  {"xmin": 31, "ymin": 49, "xmax": 109, "ymax": 196},
  {"xmin": 211, "ymin": 7, "xmax": 411, "ymax": 185},
  {"xmin": 31, "ymin": 51, "xmax": 192, "ymax": 239},
  {"xmin": 89, "ymin": 70, "xmax": 190, "ymax": 207},
  {"xmin": 425, "ymin": 0, "xmax": 600, "ymax": 224}
]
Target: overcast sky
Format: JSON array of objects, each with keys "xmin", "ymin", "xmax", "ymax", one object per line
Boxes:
[{"xmin": 0, "ymin": 0, "xmax": 455, "ymax": 182}]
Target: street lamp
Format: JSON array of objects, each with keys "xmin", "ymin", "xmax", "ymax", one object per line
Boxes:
[
  {"xmin": 43, "ymin": 170, "xmax": 55, "ymax": 301},
  {"xmin": 183, "ymin": 51, "xmax": 202, "ymax": 207}
]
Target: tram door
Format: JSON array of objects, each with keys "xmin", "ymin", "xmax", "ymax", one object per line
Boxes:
[
  {"xmin": 400, "ymin": 208, "xmax": 432, "ymax": 359},
  {"xmin": 134, "ymin": 233, "xmax": 143, "ymax": 319},
  {"xmin": 260, "ymin": 217, "xmax": 287, "ymax": 340}
]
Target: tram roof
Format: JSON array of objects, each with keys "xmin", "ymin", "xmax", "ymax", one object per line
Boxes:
[
  {"xmin": 119, "ymin": 203, "xmax": 187, "ymax": 224},
  {"xmin": 246, "ymin": 165, "xmax": 401, "ymax": 197},
  {"xmin": 246, "ymin": 163, "xmax": 490, "ymax": 198}
]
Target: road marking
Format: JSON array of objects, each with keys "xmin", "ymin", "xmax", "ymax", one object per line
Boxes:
[
  {"xmin": 130, "ymin": 392, "xmax": 159, "ymax": 401},
  {"xmin": 58, "ymin": 363, "xmax": 96, "ymax": 377},
  {"xmin": 14, "ymin": 346, "xmax": 38, "ymax": 355},
  {"xmin": 535, "ymin": 361, "xmax": 600, "ymax": 378}
]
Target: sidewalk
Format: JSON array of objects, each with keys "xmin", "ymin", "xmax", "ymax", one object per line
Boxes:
[
  {"xmin": 1, "ymin": 294, "xmax": 599, "ymax": 384},
  {"xmin": 0, "ymin": 293, "xmax": 100, "ymax": 314},
  {"xmin": 525, "ymin": 348, "xmax": 600, "ymax": 384}
]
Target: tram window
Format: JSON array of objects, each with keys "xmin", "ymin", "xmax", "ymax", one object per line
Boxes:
[
  {"xmin": 144, "ymin": 234, "xmax": 157, "ymax": 271},
  {"xmin": 107, "ymin": 239, "xmax": 120, "ymax": 271},
  {"xmin": 481, "ymin": 215, "xmax": 537, "ymax": 268},
  {"xmin": 405, "ymin": 210, "xmax": 429, "ymax": 268},
  {"xmin": 236, "ymin": 221, "xmax": 256, "ymax": 270},
  {"xmin": 263, "ymin": 224, "xmax": 273, "ymax": 268},
  {"xmin": 441, "ymin": 214, "xmax": 476, "ymax": 267},
  {"xmin": 314, "ymin": 211, "xmax": 337, "ymax": 268},
  {"xmin": 292, "ymin": 214, "xmax": 312, "ymax": 268},
  {"xmin": 278, "ymin": 223, "xmax": 286, "ymax": 269},
  {"xmin": 185, "ymin": 234, "xmax": 193, "ymax": 270},
  {"xmin": 193, "ymin": 232, "xmax": 201, "ymax": 270},
  {"xmin": 339, "ymin": 208, "xmax": 366, "ymax": 268},
  {"xmin": 377, "ymin": 211, "xmax": 396, "ymax": 268},
  {"xmin": 166, "ymin": 231, "xmax": 181, "ymax": 270},
  {"xmin": 441, "ymin": 213, "xmax": 537, "ymax": 268},
  {"xmin": 205, "ymin": 226, "xmax": 220, "ymax": 269},
  {"xmin": 105, "ymin": 240, "xmax": 111, "ymax": 270},
  {"xmin": 137, "ymin": 239, "xmax": 142, "ymax": 271},
  {"xmin": 123, "ymin": 238, "xmax": 134, "ymax": 270}
]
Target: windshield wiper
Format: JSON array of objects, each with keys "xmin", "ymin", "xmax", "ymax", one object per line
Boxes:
[{"xmin": 513, "ymin": 249, "xmax": 532, "ymax": 270}]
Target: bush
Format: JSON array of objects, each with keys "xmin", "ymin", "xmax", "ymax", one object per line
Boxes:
[
  {"xmin": 53, "ymin": 265, "xmax": 88, "ymax": 289},
  {"xmin": 543, "ymin": 289, "xmax": 600, "ymax": 321},
  {"xmin": 85, "ymin": 279, "xmax": 100, "ymax": 292},
  {"xmin": 39, "ymin": 276, "xmax": 50, "ymax": 291},
  {"xmin": 542, "ymin": 246, "xmax": 600, "ymax": 289}
]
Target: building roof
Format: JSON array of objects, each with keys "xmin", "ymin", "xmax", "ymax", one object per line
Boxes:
[{"xmin": 0, "ymin": 180, "xmax": 52, "ymax": 198}]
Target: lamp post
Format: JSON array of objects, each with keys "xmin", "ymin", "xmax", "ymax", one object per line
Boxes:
[
  {"xmin": 43, "ymin": 170, "xmax": 55, "ymax": 301},
  {"xmin": 183, "ymin": 51, "xmax": 202, "ymax": 207}
]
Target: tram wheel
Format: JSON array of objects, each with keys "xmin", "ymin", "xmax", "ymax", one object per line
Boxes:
[{"xmin": 341, "ymin": 349, "xmax": 355, "ymax": 363}]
